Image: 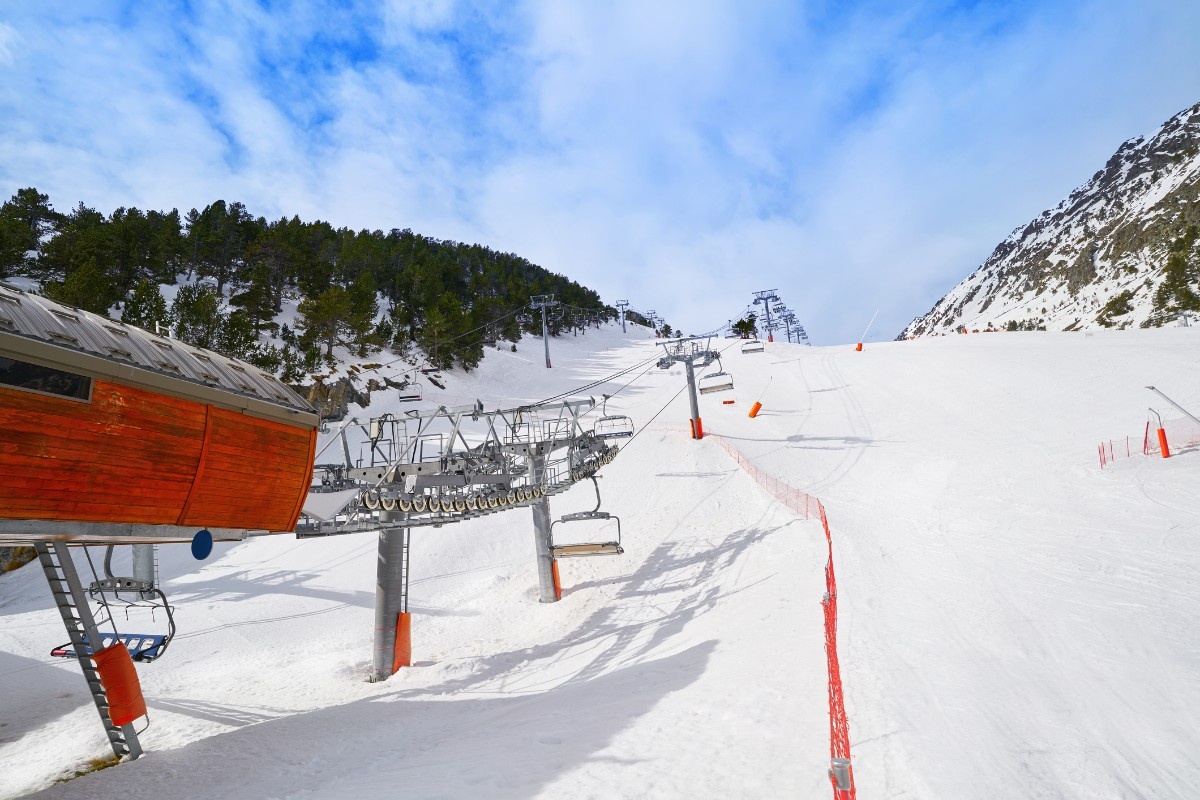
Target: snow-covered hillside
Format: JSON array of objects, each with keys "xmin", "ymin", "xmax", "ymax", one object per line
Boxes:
[
  {"xmin": 905, "ymin": 101, "xmax": 1200, "ymax": 337},
  {"xmin": 3, "ymin": 325, "xmax": 1200, "ymax": 799}
]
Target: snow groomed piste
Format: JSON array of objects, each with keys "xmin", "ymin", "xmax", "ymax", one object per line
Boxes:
[{"xmin": 4, "ymin": 312, "xmax": 1200, "ymax": 799}]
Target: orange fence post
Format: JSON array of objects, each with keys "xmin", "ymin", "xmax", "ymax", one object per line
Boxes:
[
  {"xmin": 392, "ymin": 612, "xmax": 412, "ymax": 673},
  {"xmin": 1157, "ymin": 428, "xmax": 1171, "ymax": 458}
]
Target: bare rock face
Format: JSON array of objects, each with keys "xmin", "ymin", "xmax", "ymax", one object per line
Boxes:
[{"xmin": 904, "ymin": 101, "xmax": 1200, "ymax": 337}]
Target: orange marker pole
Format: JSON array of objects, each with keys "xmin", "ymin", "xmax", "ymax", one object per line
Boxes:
[
  {"xmin": 855, "ymin": 342, "xmax": 863, "ymax": 351},
  {"xmin": 749, "ymin": 401, "xmax": 763, "ymax": 418},
  {"xmin": 1157, "ymin": 428, "xmax": 1171, "ymax": 458}
]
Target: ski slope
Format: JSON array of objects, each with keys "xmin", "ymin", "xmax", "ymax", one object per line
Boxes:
[{"xmin": 2, "ymin": 324, "xmax": 1199, "ymax": 799}]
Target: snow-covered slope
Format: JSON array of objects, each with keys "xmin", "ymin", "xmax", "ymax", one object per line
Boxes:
[
  {"xmin": 3, "ymin": 326, "xmax": 1200, "ymax": 799},
  {"xmin": 905, "ymin": 101, "xmax": 1200, "ymax": 337}
]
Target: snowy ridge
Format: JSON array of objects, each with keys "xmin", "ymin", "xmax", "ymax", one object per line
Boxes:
[
  {"xmin": 904, "ymin": 101, "xmax": 1200, "ymax": 337},
  {"xmin": 2, "ymin": 325, "xmax": 1200, "ymax": 799}
]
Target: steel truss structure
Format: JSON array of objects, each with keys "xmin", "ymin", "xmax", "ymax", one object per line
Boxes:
[{"xmin": 299, "ymin": 398, "xmax": 620, "ymax": 537}]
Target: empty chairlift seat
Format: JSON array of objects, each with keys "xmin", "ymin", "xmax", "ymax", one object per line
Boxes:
[
  {"xmin": 550, "ymin": 511, "xmax": 623, "ymax": 557},
  {"xmin": 593, "ymin": 414, "xmax": 634, "ymax": 439},
  {"xmin": 698, "ymin": 370, "xmax": 734, "ymax": 394},
  {"xmin": 741, "ymin": 339, "xmax": 765, "ymax": 354},
  {"xmin": 52, "ymin": 632, "xmax": 169, "ymax": 662}
]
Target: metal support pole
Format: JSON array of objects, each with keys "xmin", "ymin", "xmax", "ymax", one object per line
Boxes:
[
  {"xmin": 684, "ymin": 358, "xmax": 702, "ymax": 439},
  {"xmin": 372, "ymin": 526, "xmax": 411, "ymax": 681},
  {"xmin": 529, "ymin": 453, "xmax": 558, "ymax": 602},
  {"xmin": 132, "ymin": 544, "xmax": 156, "ymax": 601},
  {"xmin": 541, "ymin": 304, "xmax": 551, "ymax": 368},
  {"xmin": 1146, "ymin": 385, "xmax": 1200, "ymax": 429},
  {"xmin": 51, "ymin": 543, "xmax": 143, "ymax": 759}
]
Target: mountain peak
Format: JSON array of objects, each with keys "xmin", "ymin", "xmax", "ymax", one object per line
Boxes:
[{"xmin": 904, "ymin": 101, "xmax": 1200, "ymax": 337}]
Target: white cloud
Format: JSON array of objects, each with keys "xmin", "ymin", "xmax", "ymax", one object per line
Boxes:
[
  {"xmin": 0, "ymin": 22, "xmax": 20, "ymax": 65},
  {"xmin": 2, "ymin": 0, "xmax": 1199, "ymax": 344}
]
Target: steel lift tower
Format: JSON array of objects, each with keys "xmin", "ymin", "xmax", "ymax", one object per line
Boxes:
[
  {"xmin": 616, "ymin": 300, "xmax": 629, "ymax": 333},
  {"xmin": 753, "ymin": 289, "xmax": 780, "ymax": 342},
  {"xmin": 656, "ymin": 337, "xmax": 720, "ymax": 439},
  {"xmin": 301, "ymin": 398, "xmax": 628, "ymax": 680},
  {"xmin": 530, "ymin": 294, "xmax": 560, "ymax": 368}
]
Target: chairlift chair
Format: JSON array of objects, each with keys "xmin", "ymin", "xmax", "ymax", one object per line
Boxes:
[
  {"xmin": 52, "ymin": 545, "xmax": 176, "ymax": 662},
  {"xmin": 397, "ymin": 379, "xmax": 423, "ymax": 403},
  {"xmin": 698, "ymin": 369, "xmax": 735, "ymax": 394},
  {"xmin": 741, "ymin": 339, "xmax": 765, "ymax": 354},
  {"xmin": 593, "ymin": 414, "xmax": 635, "ymax": 439},
  {"xmin": 592, "ymin": 395, "xmax": 635, "ymax": 439},
  {"xmin": 549, "ymin": 477, "xmax": 623, "ymax": 558}
]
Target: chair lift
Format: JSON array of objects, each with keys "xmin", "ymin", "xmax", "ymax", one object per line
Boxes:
[
  {"xmin": 592, "ymin": 395, "xmax": 635, "ymax": 440},
  {"xmin": 549, "ymin": 477, "xmax": 624, "ymax": 558},
  {"xmin": 51, "ymin": 545, "xmax": 176, "ymax": 662},
  {"xmin": 741, "ymin": 339, "xmax": 765, "ymax": 354},
  {"xmin": 698, "ymin": 364, "xmax": 735, "ymax": 394},
  {"xmin": 397, "ymin": 377, "xmax": 423, "ymax": 403}
]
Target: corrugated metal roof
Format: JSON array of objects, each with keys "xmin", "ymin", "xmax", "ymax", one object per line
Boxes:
[{"xmin": 0, "ymin": 281, "xmax": 314, "ymax": 414}]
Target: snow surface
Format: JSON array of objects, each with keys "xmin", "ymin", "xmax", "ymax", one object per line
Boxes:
[{"xmin": 2, "ymin": 324, "xmax": 1199, "ymax": 799}]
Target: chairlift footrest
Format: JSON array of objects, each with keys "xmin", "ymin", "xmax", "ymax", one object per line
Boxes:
[{"xmin": 50, "ymin": 633, "xmax": 167, "ymax": 662}]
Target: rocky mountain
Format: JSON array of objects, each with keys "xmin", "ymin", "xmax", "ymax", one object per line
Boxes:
[{"xmin": 903, "ymin": 101, "xmax": 1200, "ymax": 337}]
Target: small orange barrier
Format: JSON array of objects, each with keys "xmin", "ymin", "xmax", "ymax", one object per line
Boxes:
[
  {"xmin": 92, "ymin": 643, "xmax": 147, "ymax": 727},
  {"xmin": 722, "ymin": 399, "xmax": 735, "ymax": 405},
  {"xmin": 854, "ymin": 342, "xmax": 862, "ymax": 352},
  {"xmin": 748, "ymin": 401, "xmax": 762, "ymax": 418}
]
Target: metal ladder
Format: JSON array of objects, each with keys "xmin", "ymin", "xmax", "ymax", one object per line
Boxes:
[{"xmin": 35, "ymin": 541, "xmax": 143, "ymax": 760}]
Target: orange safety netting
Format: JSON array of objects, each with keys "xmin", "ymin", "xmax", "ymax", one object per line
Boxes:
[
  {"xmin": 715, "ymin": 437, "xmax": 856, "ymax": 799},
  {"xmin": 1099, "ymin": 414, "xmax": 1200, "ymax": 468}
]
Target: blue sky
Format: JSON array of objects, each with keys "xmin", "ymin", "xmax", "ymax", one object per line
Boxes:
[{"xmin": 2, "ymin": 0, "xmax": 1198, "ymax": 343}]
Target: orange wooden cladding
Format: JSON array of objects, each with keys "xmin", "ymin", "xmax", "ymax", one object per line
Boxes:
[{"xmin": 0, "ymin": 379, "xmax": 314, "ymax": 532}]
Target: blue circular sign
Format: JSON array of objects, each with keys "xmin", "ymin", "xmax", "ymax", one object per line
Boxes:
[{"xmin": 191, "ymin": 529, "xmax": 213, "ymax": 560}]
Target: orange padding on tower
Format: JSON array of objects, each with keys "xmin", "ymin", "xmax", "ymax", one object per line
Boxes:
[
  {"xmin": 551, "ymin": 559, "xmax": 563, "ymax": 601},
  {"xmin": 92, "ymin": 642, "xmax": 147, "ymax": 727},
  {"xmin": 696, "ymin": 418, "xmax": 704, "ymax": 439},
  {"xmin": 392, "ymin": 612, "xmax": 412, "ymax": 673}
]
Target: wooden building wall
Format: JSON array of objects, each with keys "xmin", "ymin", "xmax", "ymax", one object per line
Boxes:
[{"xmin": 0, "ymin": 380, "xmax": 315, "ymax": 532}]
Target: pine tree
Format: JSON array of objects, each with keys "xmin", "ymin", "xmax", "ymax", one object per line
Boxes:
[{"xmin": 123, "ymin": 279, "xmax": 170, "ymax": 334}]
